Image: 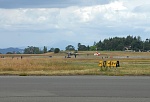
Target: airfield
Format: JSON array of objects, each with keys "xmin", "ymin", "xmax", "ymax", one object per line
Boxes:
[
  {"xmin": 0, "ymin": 51, "xmax": 150, "ymax": 76},
  {"xmin": 0, "ymin": 51, "xmax": 150, "ymax": 102}
]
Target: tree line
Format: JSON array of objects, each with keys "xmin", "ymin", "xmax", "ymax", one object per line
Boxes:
[
  {"xmin": 24, "ymin": 46, "xmax": 60, "ymax": 54},
  {"xmin": 76, "ymin": 35, "xmax": 150, "ymax": 52},
  {"xmin": 4, "ymin": 35, "xmax": 150, "ymax": 54},
  {"xmin": 95, "ymin": 35, "xmax": 150, "ymax": 51},
  {"xmin": 20, "ymin": 35, "xmax": 150, "ymax": 54}
]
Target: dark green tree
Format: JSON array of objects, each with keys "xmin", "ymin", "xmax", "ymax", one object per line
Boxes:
[
  {"xmin": 65, "ymin": 45, "xmax": 75, "ymax": 51},
  {"xmin": 95, "ymin": 35, "xmax": 150, "ymax": 51},
  {"xmin": 24, "ymin": 46, "xmax": 42, "ymax": 54},
  {"xmin": 90, "ymin": 46, "xmax": 97, "ymax": 51},
  {"xmin": 78, "ymin": 45, "xmax": 87, "ymax": 51},
  {"xmin": 78, "ymin": 43, "xmax": 88, "ymax": 51},
  {"xmin": 78, "ymin": 43, "xmax": 81, "ymax": 48},
  {"xmin": 87, "ymin": 45, "xmax": 90, "ymax": 51},
  {"xmin": 43, "ymin": 46, "xmax": 47, "ymax": 53},
  {"xmin": 54, "ymin": 48, "xmax": 60, "ymax": 53},
  {"xmin": 6, "ymin": 52, "xmax": 13, "ymax": 54},
  {"xmin": 48, "ymin": 48, "xmax": 55, "ymax": 52},
  {"xmin": 143, "ymin": 39, "xmax": 150, "ymax": 51}
]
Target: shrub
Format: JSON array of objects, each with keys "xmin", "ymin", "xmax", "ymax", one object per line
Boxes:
[{"xmin": 54, "ymin": 48, "xmax": 60, "ymax": 53}]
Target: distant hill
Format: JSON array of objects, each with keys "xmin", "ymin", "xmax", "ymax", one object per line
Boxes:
[{"xmin": 0, "ymin": 47, "xmax": 24, "ymax": 54}]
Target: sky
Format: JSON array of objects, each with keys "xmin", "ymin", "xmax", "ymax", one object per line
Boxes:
[{"xmin": 0, "ymin": 0, "xmax": 150, "ymax": 50}]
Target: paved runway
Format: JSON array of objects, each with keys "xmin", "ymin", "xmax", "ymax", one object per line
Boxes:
[{"xmin": 0, "ymin": 76, "xmax": 150, "ymax": 102}]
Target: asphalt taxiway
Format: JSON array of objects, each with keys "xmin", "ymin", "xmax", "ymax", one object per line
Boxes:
[{"xmin": 0, "ymin": 76, "xmax": 149, "ymax": 102}]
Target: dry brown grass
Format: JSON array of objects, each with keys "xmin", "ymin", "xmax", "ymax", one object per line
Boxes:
[
  {"xmin": 0, "ymin": 51, "xmax": 150, "ymax": 76},
  {"xmin": 0, "ymin": 57, "xmax": 99, "ymax": 76}
]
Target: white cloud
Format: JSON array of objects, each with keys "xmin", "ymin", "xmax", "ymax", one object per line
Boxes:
[
  {"xmin": 123, "ymin": 0, "xmax": 150, "ymax": 11},
  {"xmin": 0, "ymin": 1, "xmax": 127, "ymax": 28},
  {"xmin": 0, "ymin": 0, "xmax": 150, "ymax": 48},
  {"xmin": 0, "ymin": 0, "xmax": 148, "ymax": 30}
]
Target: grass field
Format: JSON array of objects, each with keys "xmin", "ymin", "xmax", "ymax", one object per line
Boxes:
[{"xmin": 0, "ymin": 51, "xmax": 150, "ymax": 76}]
